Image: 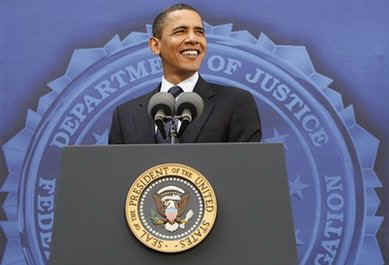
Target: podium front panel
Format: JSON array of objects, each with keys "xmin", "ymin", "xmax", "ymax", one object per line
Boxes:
[{"xmin": 50, "ymin": 143, "xmax": 297, "ymax": 265}]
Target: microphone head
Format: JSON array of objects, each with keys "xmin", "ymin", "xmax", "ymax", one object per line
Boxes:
[
  {"xmin": 175, "ymin": 92, "xmax": 204, "ymax": 121},
  {"xmin": 147, "ymin": 92, "xmax": 175, "ymax": 119}
]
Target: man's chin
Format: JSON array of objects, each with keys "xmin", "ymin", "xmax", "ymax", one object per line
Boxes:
[{"xmin": 180, "ymin": 57, "xmax": 204, "ymax": 68}]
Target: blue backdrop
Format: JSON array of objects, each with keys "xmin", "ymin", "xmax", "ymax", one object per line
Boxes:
[{"xmin": 0, "ymin": 1, "xmax": 387, "ymax": 265}]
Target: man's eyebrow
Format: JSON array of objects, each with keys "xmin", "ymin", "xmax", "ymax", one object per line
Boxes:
[
  {"xmin": 172, "ymin": 26, "xmax": 188, "ymax": 31},
  {"xmin": 171, "ymin": 25, "xmax": 204, "ymax": 31}
]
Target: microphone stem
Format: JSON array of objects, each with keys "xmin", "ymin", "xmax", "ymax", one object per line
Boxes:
[{"xmin": 169, "ymin": 118, "xmax": 178, "ymax": 144}]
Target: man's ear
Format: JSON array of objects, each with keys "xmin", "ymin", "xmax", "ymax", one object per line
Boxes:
[{"xmin": 148, "ymin": 37, "xmax": 161, "ymax": 55}]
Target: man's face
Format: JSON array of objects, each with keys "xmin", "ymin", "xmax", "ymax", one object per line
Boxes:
[{"xmin": 149, "ymin": 9, "xmax": 207, "ymax": 82}]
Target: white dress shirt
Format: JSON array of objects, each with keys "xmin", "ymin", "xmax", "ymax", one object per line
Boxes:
[{"xmin": 160, "ymin": 72, "xmax": 199, "ymax": 93}]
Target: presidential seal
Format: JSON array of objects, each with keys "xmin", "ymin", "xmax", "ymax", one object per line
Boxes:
[{"xmin": 125, "ymin": 163, "xmax": 217, "ymax": 253}]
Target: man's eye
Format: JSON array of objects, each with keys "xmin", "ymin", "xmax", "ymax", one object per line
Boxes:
[{"xmin": 196, "ymin": 30, "xmax": 205, "ymax": 35}]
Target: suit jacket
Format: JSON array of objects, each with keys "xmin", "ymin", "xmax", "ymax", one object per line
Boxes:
[{"xmin": 108, "ymin": 76, "xmax": 261, "ymax": 144}]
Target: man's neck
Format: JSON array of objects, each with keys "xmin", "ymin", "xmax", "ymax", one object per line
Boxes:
[{"xmin": 164, "ymin": 72, "xmax": 196, "ymax": 85}]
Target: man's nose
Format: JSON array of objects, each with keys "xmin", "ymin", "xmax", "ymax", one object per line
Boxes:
[{"xmin": 185, "ymin": 31, "xmax": 199, "ymax": 43}]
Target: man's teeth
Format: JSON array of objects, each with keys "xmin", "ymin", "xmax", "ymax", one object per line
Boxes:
[{"xmin": 182, "ymin": 50, "xmax": 199, "ymax": 56}]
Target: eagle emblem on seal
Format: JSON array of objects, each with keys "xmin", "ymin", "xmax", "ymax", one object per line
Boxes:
[{"xmin": 151, "ymin": 185, "xmax": 194, "ymax": 232}]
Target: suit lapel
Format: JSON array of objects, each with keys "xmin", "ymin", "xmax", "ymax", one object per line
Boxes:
[
  {"xmin": 181, "ymin": 77, "xmax": 216, "ymax": 142},
  {"xmin": 134, "ymin": 88, "xmax": 160, "ymax": 144}
]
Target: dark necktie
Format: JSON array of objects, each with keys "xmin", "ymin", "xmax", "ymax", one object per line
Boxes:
[
  {"xmin": 155, "ymin": 86, "xmax": 184, "ymax": 143},
  {"xmin": 168, "ymin": 86, "xmax": 184, "ymax": 98}
]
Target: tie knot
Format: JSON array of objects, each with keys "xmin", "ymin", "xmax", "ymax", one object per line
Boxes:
[{"xmin": 168, "ymin": 86, "xmax": 184, "ymax": 98}]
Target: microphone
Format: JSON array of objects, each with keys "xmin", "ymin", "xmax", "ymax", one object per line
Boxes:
[
  {"xmin": 175, "ymin": 92, "xmax": 204, "ymax": 137},
  {"xmin": 147, "ymin": 92, "xmax": 175, "ymax": 139}
]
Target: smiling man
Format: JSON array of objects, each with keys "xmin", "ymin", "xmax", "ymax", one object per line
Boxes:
[{"xmin": 109, "ymin": 4, "xmax": 261, "ymax": 144}]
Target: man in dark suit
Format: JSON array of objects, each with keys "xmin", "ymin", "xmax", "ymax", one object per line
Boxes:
[{"xmin": 109, "ymin": 4, "xmax": 261, "ymax": 144}]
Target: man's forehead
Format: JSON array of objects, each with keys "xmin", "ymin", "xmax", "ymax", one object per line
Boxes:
[{"xmin": 164, "ymin": 9, "xmax": 203, "ymax": 28}]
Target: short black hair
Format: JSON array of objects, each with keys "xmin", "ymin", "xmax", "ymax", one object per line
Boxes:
[{"xmin": 152, "ymin": 3, "xmax": 202, "ymax": 39}]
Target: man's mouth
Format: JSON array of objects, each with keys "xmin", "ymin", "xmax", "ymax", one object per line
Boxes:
[{"xmin": 180, "ymin": 49, "xmax": 200, "ymax": 58}]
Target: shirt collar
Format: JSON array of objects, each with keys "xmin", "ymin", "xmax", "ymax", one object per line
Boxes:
[{"xmin": 160, "ymin": 72, "xmax": 199, "ymax": 93}]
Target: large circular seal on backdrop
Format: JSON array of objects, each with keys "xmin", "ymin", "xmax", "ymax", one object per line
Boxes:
[{"xmin": 1, "ymin": 23, "xmax": 383, "ymax": 265}]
